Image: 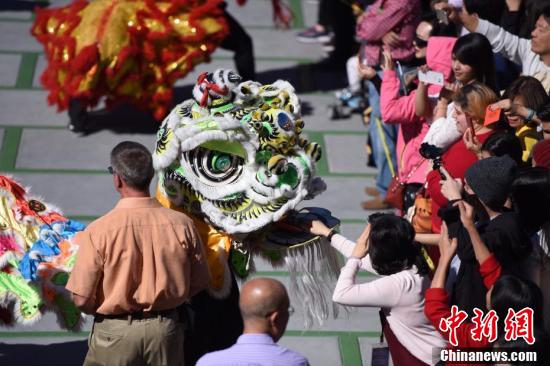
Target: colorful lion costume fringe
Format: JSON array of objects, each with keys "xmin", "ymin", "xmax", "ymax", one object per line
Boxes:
[
  {"xmin": 0, "ymin": 176, "xmax": 85, "ymax": 328},
  {"xmin": 31, "ymin": 0, "xmax": 229, "ymax": 120},
  {"xmin": 154, "ymin": 69, "xmax": 343, "ymax": 326}
]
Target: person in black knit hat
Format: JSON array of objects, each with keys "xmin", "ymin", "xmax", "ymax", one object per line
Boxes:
[
  {"xmin": 438, "ymin": 155, "xmax": 534, "ymax": 317},
  {"xmin": 464, "ymin": 155, "xmax": 517, "ymax": 211}
]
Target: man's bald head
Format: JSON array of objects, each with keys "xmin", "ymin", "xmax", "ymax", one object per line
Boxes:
[{"xmin": 240, "ymin": 278, "xmax": 289, "ymax": 321}]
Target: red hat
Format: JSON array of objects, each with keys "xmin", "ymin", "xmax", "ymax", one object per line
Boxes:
[{"xmin": 532, "ymin": 139, "xmax": 550, "ymax": 169}]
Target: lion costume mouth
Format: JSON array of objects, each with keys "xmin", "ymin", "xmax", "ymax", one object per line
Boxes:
[{"xmin": 162, "ymin": 164, "xmax": 290, "ymax": 222}]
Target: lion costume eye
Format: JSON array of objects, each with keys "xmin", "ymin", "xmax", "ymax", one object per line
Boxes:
[{"xmin": 184, "ymin": 147, "xmax": 244, "ymax": 185}]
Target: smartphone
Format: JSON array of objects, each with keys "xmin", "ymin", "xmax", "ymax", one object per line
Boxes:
[
  {"xmin": 418, "ymin": 70, "xmax": 445, "ymax": 86},
  {"xmin": 359, "ymin": 43, "xmax": 369, "ymax": 66},
  {"xmin": 396, "ymin": 61, "xmax": 409, "ymax": 96},
  {"xmin": 466, "ymin": 115, "xmax": 476, "ymax": 138},
  {"xmin": 435, "ymin": 9, "xmax": 449, "ymax": 25}
]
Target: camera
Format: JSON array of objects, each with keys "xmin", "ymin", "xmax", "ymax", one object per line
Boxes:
[{"xmin": 420, "ymin": 143, "xmax": 446, "ymax": 180}]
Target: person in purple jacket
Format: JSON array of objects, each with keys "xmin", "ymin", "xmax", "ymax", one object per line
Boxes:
[{"xmin": 196, "ymin": 277, "xmax": 309, "ymax": 366}]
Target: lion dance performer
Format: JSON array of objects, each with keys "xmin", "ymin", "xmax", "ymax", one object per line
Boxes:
[
  {"xmin": 153, "ymin": 69, "xmax": 342, "ymax": 362},
  {"xmin": 31, "ymin": 0, "xmax": 293, "ymax": 133},
  {"xmin": 0, "ymin": 176, "xmax": 85, "ymax": 328},
  {"xmin": 31, "ymin": 0, "xmax": 230, "ymax": 131}
]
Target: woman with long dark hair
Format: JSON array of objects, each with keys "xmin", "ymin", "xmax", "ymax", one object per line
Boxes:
[
  {"xmin": 421, "ymin": 33, "xmax": 497, "ymax": 151},
  {"xmin": 451, "ymin": 33, "xmax": 498, "ymax": 91},
  {"xmin": 511, "ymin": 167, "xmax": 550, "ymax": 330},
  {"xmin": 308, "ymin": 214, "xmax": 445, "ymax": 365}
]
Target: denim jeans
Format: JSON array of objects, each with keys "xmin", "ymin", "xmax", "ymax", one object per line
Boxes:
[{"xmin": 366, "ymin": 69, "xmax": 400, "ymax": 198}]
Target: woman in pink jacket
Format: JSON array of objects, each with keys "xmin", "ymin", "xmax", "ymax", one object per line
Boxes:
[{"xmin": 380, "ymin": 36, "xmax": 457, "ymax": 212}]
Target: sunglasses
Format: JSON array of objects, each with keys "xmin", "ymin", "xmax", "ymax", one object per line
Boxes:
[
  {"xmin": 107, "ymin": 166, "xmax": 115, "ymax": 175},
  {"xmin": 413, "ymin": 36, "xmax": 428, "ymax": 48}
]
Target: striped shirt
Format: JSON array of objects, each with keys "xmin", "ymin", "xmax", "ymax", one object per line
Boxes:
[
  {"xmin": 196, "ymin": 333, "xmax": 309, "ymax": 366},
  {"xmin": 357, "ymin": 0, "xmax": 421, "ymax": 66}
]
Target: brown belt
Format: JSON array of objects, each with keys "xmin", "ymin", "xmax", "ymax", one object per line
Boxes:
[{"xmin": 95, "ymin": 308, "xmax": 177, "ymax": 322}]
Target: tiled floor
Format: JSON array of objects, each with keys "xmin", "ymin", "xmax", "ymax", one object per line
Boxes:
[{"xmin": 0, "ymin": 1, "xmax": 385, "ymax": 365}]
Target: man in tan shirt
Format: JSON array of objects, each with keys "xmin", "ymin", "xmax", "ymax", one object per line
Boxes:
[{"xmin": 66, "ymin": 141, "xmax": 210, "ymax": 366}]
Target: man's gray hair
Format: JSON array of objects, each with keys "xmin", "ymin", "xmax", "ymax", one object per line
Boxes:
[{"xmin": 110, "ymin": 141, "xmax": 154, "ymax": 191}]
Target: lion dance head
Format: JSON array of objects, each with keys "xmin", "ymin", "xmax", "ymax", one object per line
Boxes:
[{"xmin": 153, "ymin": 69, "xmax": 326, "ymax": 234}]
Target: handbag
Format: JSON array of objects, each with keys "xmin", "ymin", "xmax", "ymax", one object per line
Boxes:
[
  {"xmin": 383, "ymin": 175, "xmax": 406, "ymax": 211},
  {"xmin": 384, "ymin": 158, "xmax": 425, "ymax": 211}
]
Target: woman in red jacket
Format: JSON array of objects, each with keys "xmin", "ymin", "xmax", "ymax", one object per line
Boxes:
[{"xmin": 426, "ymin": 82, "xmax": 498, "ymax": 233}]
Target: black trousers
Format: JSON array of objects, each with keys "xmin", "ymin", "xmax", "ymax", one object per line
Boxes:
[
  {"xmin": 182, "ymin": 270, "xmax": 243, "ymax": 365},
  {"xmin": 219, "ymin": 7, "xmax": 256, "ymax": 80},
  {"xmin": 318, "ymin": 0, "xmax": 358, "ymax": 61}
]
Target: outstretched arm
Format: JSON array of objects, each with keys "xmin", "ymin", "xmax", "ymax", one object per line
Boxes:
[
  {"xmin": 459, "ymin": 7, "xmax": 532, "ymax": 66},
  {"xmin": 455, "ymin": 201, "xmax": 491, "ymax": 264}
]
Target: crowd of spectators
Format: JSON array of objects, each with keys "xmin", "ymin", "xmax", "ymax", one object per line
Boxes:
[{"xmin": 298, "ymin": 0, "xmax": 550, "ymax": 364}]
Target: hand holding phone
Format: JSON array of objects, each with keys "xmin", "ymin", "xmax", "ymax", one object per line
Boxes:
[
  {"xmin": 463, "ymin": 127, "xmax": 482, "ymax": 156},
  {"xmin": 380, "ymin": 47, "xmax": 394, "ymax": 71},
  {"xmin": 418, "ymin": 70, "xmax": 445, "ymax": 86}
]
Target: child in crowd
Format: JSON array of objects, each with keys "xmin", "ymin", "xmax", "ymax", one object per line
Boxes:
[{"xmin": 479, "ymin": 130, "xmax": 523, "ymax": 165}]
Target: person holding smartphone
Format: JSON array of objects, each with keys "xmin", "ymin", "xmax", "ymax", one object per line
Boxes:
[
  {"xmin": 418, "ymin": 33, "xmax": 498, "ymax": 153},
  {"xmin": 379, "ymin": 32, "xmax": 457, "ymax": 213},
  {"xmin": 355, "ymin": 0, "xmax": 422, "ymax": 210},
  {"xmin": 426, "ymin": 82, "xmax": 498, "ymax": 234}
]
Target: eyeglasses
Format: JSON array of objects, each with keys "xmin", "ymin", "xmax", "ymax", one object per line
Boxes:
[
  {"xmin": 107, "ymin": 166, "xmax": 115, "ymax": 175},
  {"xmin": 413, "ymin": 36, "xmax": 428, "ymax": 48}
]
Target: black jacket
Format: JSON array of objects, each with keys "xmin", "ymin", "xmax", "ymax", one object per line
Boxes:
[{"xmin": 441, "ymin": 207, "xmax": 532, "ymax": 317}]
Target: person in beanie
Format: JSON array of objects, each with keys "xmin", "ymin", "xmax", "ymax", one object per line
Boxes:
[{"xmin": 438, "ymin": 155, "xmax": 533, "ymax": 316}]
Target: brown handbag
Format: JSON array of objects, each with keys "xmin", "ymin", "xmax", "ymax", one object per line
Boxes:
[
  {"xmin": 384, "ymin": 158, "xmax": 425, "ymax": 211},
  {"xmin": 383, "ymin": 175, "xmax": 406, "ymax": 211}
]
